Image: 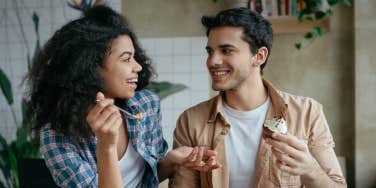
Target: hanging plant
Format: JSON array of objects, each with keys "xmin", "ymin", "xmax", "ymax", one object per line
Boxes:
[
  {"xmin": 212, "ymin": 0, "xmax": 352, "ymax": 49},
  {"xmin": 294, "ymin": 0, "xmax": 352, "ymax": 49}
]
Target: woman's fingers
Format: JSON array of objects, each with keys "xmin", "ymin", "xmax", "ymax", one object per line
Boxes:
[
  {"xmin": 181, "ymin": 147, "xmax": 198, "ymax": 164},
  {"xmin": 194, "ymin": 147, "xmax": 205, "ymax": 166},
  {"xmin": 101, "ymin": 111, "xmax": 122, "ymax": 132}
]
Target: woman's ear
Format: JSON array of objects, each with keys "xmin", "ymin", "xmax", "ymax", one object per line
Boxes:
[{"xmin": 252, "ymin": 47, "xmax": 268, "ymax": 67}]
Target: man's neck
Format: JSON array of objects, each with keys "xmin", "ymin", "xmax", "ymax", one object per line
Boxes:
[{"xmin": 224, "ymin": 76, "xmax": 268, "ymax": 111}]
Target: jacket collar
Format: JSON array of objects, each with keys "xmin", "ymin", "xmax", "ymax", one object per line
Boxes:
[{"xmin": 208, "ymin": 79, "xmax": 288, "ymax": 123}]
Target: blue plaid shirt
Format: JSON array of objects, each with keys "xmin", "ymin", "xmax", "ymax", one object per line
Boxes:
[{"xmin": 40, "ymin": 90, "xmax": 168, "ymax": 188}]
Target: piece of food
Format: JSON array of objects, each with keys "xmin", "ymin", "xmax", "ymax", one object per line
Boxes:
[{"xmin": 264, "ymin": 117, "xmax": 288, "ymax": 136}]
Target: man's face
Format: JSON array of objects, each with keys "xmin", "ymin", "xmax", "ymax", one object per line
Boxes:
[{"xmin": 205, "ymin": 26, "xmax": 256, "ymax": 91}]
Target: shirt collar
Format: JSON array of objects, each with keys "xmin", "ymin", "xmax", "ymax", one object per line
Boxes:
[{"xmin": 209, "ymin": 79, "xmax": 288, "ymax": 122}]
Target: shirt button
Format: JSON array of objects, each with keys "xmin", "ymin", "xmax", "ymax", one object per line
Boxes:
[{"xmin": 221, "ymin": 129, "xmax": 228, "ymax": 135}]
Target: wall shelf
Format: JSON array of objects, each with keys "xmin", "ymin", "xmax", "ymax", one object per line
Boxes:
[{"xmin": 268, "ymin": 16, "xmax": 330, "ymax": 34}]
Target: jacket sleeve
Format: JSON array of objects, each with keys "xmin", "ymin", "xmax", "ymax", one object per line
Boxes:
[
  {"xmin": 40, "ymin": 126, "xmax": 98, "ymax": 188},
  {"xmin": 308, "ymin": 101, "xmax": 347, "ymax": 187},
  {"xmin": 170, "ymin": 111, "xmax": 201, "ymax": 188}
]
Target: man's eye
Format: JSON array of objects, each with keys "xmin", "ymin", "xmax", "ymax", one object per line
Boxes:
[{"xmin": 222, "ymin": 49, "xmax": 232, "ymax": 54}]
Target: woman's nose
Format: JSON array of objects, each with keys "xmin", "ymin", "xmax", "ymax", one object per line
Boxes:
[{"xmin": 134, "ymin": 61, "xmax": 142, "ymax": 72}]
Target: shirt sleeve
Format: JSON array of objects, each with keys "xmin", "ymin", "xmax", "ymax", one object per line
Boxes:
[
  {"xmin": 308, "ymin": 101, "xmax": 347, "ymax": 186},
  {"xmin": 154, "ymin": 96, "xmax": 168, "ymax": 159},
  {"xmin": 40, "ymin": 126, "xmax": 98, "ymax": 188},
  {"xmin": 170, "ymin": 111, "xmax": 201, "ymax": 188}
]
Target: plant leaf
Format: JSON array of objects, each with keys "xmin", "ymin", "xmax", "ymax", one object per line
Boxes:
[
  {"xmin": 305, "ymin": 16, "xmax": 314, "ymax": 22},
  {"xmin": 8, "ymin": 149, "xmax": 19, "ymax": 188},
  {"xmin": 32, "ymin": 12, "xmax": 39, "ymax": 34},
  {"xmin": 297, "ymin": 11, "xmax": 305, "ymax": 22},
  {"xmin": 295, "ymin": 43, "xmax": 302, "ymax": 50},
  {"xmin": 327, "ymin": 0, "xmax": 339, "ymax": 6},
  {"xmin": 315, "ymin": 11, "xmax": 326, "ymax": 20},
  {"xmin": 314, "ymin": 26, "xmax": 323, "ymax": 36},
  {"xmin": 342, "ymin": 0, "xmax": 351, "ymax": 6},
  {"xmin": 146, "ymin": 81, "xmax": 187, "ymax": 100},
  {"xmin": 326, "ymin": 8, "xmax": 334, "ymax": 16},
  {"xmin": 0, "ymin": 180, "xmax": 6, "ymax": 188},
  {"xmin": 0, "ymin": 69, "xmax": 13, "ymax": 105},
  {"xmin": 0, "ymin": 135, "xmax": 12, "ymax": 186},
  {"xmin": 304, "ymin": 32, "xmax": 314, "ymax": 40}
]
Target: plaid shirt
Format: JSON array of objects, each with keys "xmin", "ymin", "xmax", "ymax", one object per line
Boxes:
[{"xmin": 40, "ymin": 90, "xmax": 168, "ymax": 188}]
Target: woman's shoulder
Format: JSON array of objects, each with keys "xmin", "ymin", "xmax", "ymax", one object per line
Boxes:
[{"xmin": 134, "ymin": 89, "xmax": 160, "ymax": 104}]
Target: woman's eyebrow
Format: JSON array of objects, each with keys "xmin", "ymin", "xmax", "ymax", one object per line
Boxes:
[{"xmin": 119, "ymin": 51, "xmax": 132, "ymax": 58}]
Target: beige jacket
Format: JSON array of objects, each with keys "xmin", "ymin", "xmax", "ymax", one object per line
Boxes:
[{"xmin": 171, "ymin": 80, "xmax": 346, "ymax": 188}]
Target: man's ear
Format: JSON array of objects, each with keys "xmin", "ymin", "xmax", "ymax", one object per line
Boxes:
[{"xmin": 252, "ymin": 47, "xmax": 268, "ymax": 67}]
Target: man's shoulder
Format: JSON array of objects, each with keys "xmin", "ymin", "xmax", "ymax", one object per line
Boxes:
[
  {"xmin": 278, "ymin": 91, "xmax": 322, "ymax": 115},
  {"xmin": 277, "ymin": 90, "xmax": 322, "ymax": 109},
  {"xmin": 182, "ymin": 95, "xmax": 218, "ymax": 115}
]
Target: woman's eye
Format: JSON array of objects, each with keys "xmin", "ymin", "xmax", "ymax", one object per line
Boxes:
[{"xmin": 122, "ymin": 58, "xmax": 131, "ymax": 63}]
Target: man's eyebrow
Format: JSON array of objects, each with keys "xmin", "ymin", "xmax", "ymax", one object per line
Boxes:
[{"xmin": 218, "ymin": 44, "xmax": 237, "ymax": 49}]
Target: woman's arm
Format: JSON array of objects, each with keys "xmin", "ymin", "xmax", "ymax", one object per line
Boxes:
[
  {"xmin": 157, "ymin": 146, "xmax": 221, "ymax": 181},
  {"xmin": 86, "ymin": 92, "xmax": 123, "ymax": 188},
  {"xmin": 96, "ymin": 142, "xmax": 122, "ymax": 188},
  {"xmin": 41, "ymin": 127, "xmax": 98, "ymax": 187}
]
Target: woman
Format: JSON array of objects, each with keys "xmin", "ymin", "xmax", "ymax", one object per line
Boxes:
[{"xmin": 25, "ymin": 5, "xmax": 219, "ymax": 188}]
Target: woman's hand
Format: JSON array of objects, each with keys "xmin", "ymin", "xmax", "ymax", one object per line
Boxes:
[
  {"xmin": 86, "ymin": 92, "xmax": 123, "ymax": 148},
  {"xmin": 166, "ymin": 146, "xmax": 222, "ymax": 172},
  {"xmin": 267, "ymin": 133, "xmax": 320, "ymax": 177}
]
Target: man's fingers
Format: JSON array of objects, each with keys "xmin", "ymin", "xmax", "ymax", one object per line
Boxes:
[
  {"xmin": 269, "ymin": 139, "xmax": 301, "ymax": 160},
  {"xmin": 272, "ymin": 147, "xmax": 299, "ymax": 168},
  {"xmin": 271, "ymin": 133, "xmax": 306, "ymax": 151},
  {"xmin": 277, "ymin": 161, "xmax": 299, "ymax": 175}
]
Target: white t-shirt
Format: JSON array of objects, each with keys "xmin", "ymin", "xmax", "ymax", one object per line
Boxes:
[
  {"xmin": 119, "ymin": 140, "xmax": 145, "ymax": 188},
  {"xmin": 223, "ymin": 97, "xmax": 270, "ymax": 188}
]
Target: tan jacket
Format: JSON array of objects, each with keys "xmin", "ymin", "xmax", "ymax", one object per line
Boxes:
[{"xmin": 171, "ymin": 80, "xmax": 346, "ymax": 188}]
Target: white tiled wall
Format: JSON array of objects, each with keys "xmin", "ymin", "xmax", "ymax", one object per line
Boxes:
[
  {"xmin": 0, "ymin": 0, "xmax": 121, "ymax": 142},
  {"xmin": 0, "ymin": 0, "xmax": 211, "ymax": 148},
  {"xmin": 140, "ymin": 37, "xmax": 210, "ymax": 148}
]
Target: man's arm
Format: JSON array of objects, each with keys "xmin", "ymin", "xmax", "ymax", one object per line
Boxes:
[
  {"xmin": 268, "ymin": 101, "xmax": 346, "ymax": 188},
  {"xmin": 268, "ymin": 133, "xmax": 346, "ymax": 188},
  {"xmin": 303, "ymin": 101, "xmax": 346, "ymax": 187}
]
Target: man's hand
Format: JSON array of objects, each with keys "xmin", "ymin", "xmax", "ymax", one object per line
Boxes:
[
  {"xmin": 166, "ymin": 146, "xmax": 222, "ymax": 172},
  {"xmin": 267, "ymin": 133, "xmax": 320, "ymax": 178}
]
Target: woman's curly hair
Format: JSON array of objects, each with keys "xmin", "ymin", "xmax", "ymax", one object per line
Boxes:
[{"xmin": 25, "ymin": 5, "xmax": 154, "ymax": 139}]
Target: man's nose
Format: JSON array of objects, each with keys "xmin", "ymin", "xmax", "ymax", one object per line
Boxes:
[{"xmin": 207, "ymin": 53, "xmax": 223, "ymax": 66}]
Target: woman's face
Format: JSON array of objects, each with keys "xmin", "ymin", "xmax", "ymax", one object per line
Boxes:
[{"xmin": 100, "ymin": 35, "xmax": 142, "ymax": 99}]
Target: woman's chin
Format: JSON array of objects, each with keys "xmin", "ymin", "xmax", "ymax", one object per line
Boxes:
[{"xmin": 123, "ymin": 92, "xmax": 135, "ymax": 99}]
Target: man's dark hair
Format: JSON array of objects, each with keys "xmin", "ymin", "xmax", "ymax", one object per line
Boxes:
[
  {"xmin": 25, "ymin": 5, "xmax": 154, "ymax": 140},
  {"xmin": 201, "ymin": 7, "xmax": 273, "ymax": 74}
]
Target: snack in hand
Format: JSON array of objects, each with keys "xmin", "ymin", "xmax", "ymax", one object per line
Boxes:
[{"xmin": 263, "ymin": 117, "xmax": 288, "ymax": 137}]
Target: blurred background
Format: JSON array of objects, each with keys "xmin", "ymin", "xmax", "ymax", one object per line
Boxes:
[{"xmin": 0, "ymin": 0, "xmax": 375, "ymax": 188}]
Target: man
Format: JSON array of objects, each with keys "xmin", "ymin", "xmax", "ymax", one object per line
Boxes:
[{"xmin": 171, "ymin": 7, "xmax": 346, "ymax": 188}]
